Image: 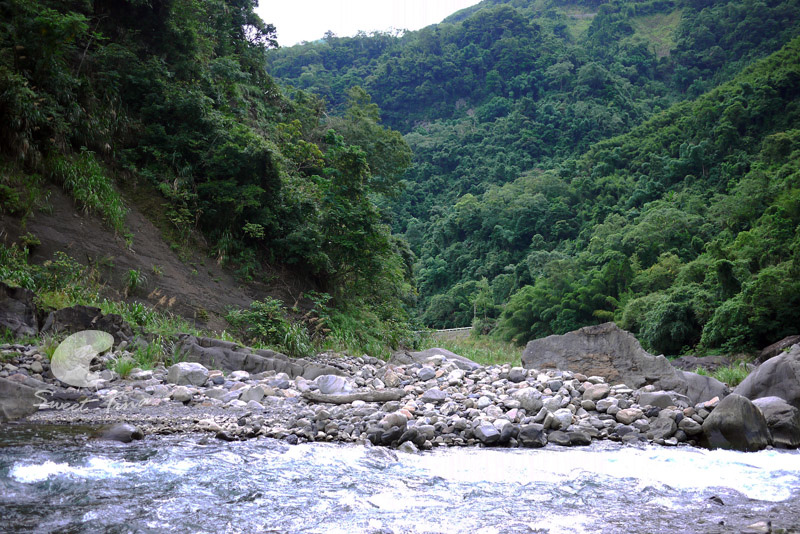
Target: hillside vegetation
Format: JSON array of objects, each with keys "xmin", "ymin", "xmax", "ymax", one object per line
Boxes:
[
  {"xmin": 267, "ymin": 0, "xmax": 800, "ymax": 354},
  {"xmin": 0, "ymin": 0, "xmax": 417, "ymax": 354}
]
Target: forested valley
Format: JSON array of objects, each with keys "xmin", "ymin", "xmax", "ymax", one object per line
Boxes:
[
  {"xmin": 1, "ymin": 0, "xmax": 799, "ymax": 357},
  {"xmin": 269, "ymin": 0, "xmax": 800, "ymax": 355}
]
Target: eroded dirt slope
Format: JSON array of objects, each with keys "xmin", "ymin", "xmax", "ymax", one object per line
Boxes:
[{"xmin": 0, "ymin": 184, "xmax": 313, "ymax": 331}]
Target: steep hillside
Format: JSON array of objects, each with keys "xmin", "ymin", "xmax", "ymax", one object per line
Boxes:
[
  {"xmin": 267, "ymin": 0, "xmax": 800, "ymax": 354},
  {"xmin": 0, "ymin": 0, "xmax": 416, "ymax": 352}
]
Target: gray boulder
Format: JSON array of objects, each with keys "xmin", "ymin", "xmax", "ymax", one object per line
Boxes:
[
  {"xmin": 752, "ymin": 396, "xmax": 800, "ymax": 449},
  {"xmin": 0, "ymin": 377, "xmax": 40, "ymax": 421},
  {"xmin": 735, "ymin": 345, "xmax": 800, "ymax": 408},
  {"xmin": 0, "ymin": 282, "xmax": 38, "ymax": 338},
  {"xmin": 174, "ymin": 335, "xmax": 342, "ymax": 379},
  {"xmin": 758, "ymin": 335, "xmax": 800, "ymax": 364},
  {"xmin": 518, "ymin": 424, "xmax": 547, "ymax": 447},
  {"xmin": 167, "ymin": 362, "xmax": 209, "ymax": 386},
  {"xmin": 648, "ymin": 416, "xmax": 677, "ymax": 440},
  {"xmin": 474, "ymin": 423, "xmax": 500, "ymax": 445},
  {"xmin": 522, "ymin": 323, "xmax": 687, "ymax": 393},
  {"xmin": 681, "ymin": 371, "xmax": 729, "ymax": 405},
  {"xmin": 701, "ymin": 394, "xmax": 770, "ymax": 452},
  {"xmin": 583, "ymin": 383, "xmax": 610, "ymax": 401}
]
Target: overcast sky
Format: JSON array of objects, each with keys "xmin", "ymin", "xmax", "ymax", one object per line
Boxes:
[{"xmin": 256, "ymin": 0, "xmax": 483, "ymax": 46}]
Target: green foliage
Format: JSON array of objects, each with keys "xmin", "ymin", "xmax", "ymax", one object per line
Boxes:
[
  {"xmin": 109, "ymin": 355, "xmax": 137, "ymax": 379},
  {"xmin": 0, "ymin": 0, "xmax": 417, "ymax": 352},
  {"xmin": 47, "ymin": 151, "xmax": 127, "ymax": 235},
  {"xmin": 125, "ymin": 269, "xmax": 147, "ymax": 296},
  {"xmin": 712, "ymin": 361, "xmax": 751, "ymax": 387},
  {"xmin": 419, "ymin": 334, "xmax": 522, "ymax": 367},
  {"xmin": 226, "ymin": 298, "xmax": 313, "ymax": 358}
]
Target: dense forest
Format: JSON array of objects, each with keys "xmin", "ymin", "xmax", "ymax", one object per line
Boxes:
[
  {"xmin": 2, "ymin": 0, "xmax": 799, "ymax": 357},
  {"xmin": 268, "ymin": 0, "xmax": 800, "ymax": 354},
  {"xmin": 0, "ymin": 0, "xmax": 416, "ymax": 351}
]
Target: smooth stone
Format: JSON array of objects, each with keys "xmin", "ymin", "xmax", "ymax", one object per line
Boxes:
[
  {"xmin": 171, "ymin": 386, "xmax": 193, "ymax": 403},
  {"xmin": 100, "ymin": 423, "xmax": 143, "ymax": 443},
  {"xmin": 474, "ymin": 423, "xmax": 500, "ymax": 445},
  {"xmin": 518, "ymin": 424, "xmax": 547, "ymax": 447},
  {"xmin": 420, "ymin": 388, "xmax": 447, "ymax": 404},
  {"xmin": 417, "ymin": 367, "xmax": 436, "ymax": 381},
  {"xmin": 616, "ymin": 408, "xmax": 644, "ymax": 425},
  {"xmin": 547, "ymin": 431, "xmax": 571, "ymax": 446},
  {"xmin": 701, "ymin": 394, "xmax": 770, "ymax": 452},
  {"xmin": 583, "ymin": 383, "xmax": 611, "ymax": 401},
  {"xmin": 167, "ymin": 362, "xmax": 209, "ymax": 387}
]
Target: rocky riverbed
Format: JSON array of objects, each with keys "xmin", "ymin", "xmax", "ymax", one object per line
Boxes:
[{"xmin": 0, "ymin": 341, "xmax": 744, "ymax": 452}]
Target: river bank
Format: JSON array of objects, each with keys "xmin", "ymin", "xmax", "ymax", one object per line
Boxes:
[{"xmin": 0, "ymin": 339, "xmax": 754, "ymax": 451}]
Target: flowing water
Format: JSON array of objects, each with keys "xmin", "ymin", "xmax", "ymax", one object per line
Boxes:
[{"xmin": 2, "ymin": 424, "xmax": 800, "ymax": 533}]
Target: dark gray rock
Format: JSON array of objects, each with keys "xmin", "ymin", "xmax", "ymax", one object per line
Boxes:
[
  {"xmin": 0, "ymin": 282, "xmax": 38, "ymax": 338},
  {"xmin": 474, "ymin": 423, "xmax": 500, "ymax": 445},
  {"xmin": 678, "ymin": 417, "xmax": 703, "ymax": 436},
  {"xmin": 100, "ymin": 423, "xmax": 143, "ymax": 443},
  {"xmin": 41, "ymin": 305, "xmax": 132, "ymax": 344},
  {"xmin": 167, "ymin": 362, "xmax": 209, "ymax": 386},
  {"xmin": 417, "ymin": 367, "xmax": 436, "ymax": 381},
  {"xmin": 649, "ymin": 416, "xmax": 677, "ymax": 440},
  {"xmin": 758, "ymin": 335, "xmax": 800, "ymax": 364},
  {"xmin": 752, "ymin": 396, "xmax": 800, "ymax": 449},
  {"xmin": 0, "ymin": 377, "xmax": 40, "ymax": 421},
  {"xmin": 518, "ymin": 424, "xmax": 547, "ymax": 447},
  {"xmin": 681, "ymin": 371, "xmax": 729, "ymax": 405},
  {"xmin": 174, "ymin": 335, "xmax": 342, "ymax": 379},
  {"xmin": 419, "ymin": 388, "xmax": 447, "ymax": 404},
  {"xmin": 637, "ymin": 391, "xmax": 676, "ymax": 410},
  {"xmin": 508, "ymin": 367, "xmax": 527, "ymax": 383},
  {"xmin": 522, "ymin": 323, "xmax": 687, "ymax": 393},
  {"xmin": 735, "ymin": 345, "xmax": 800, "ymax": 409},
  {"xmin": 701, "ymin": 394, "xmax": 770, "ymax": 452},
  {"xmin": 567, "ymin": 431, "xmax": 592, "ymax": 446},
  {"xmin": 547, "ymin": 430, "xmax": 571, "ymax": 446}
]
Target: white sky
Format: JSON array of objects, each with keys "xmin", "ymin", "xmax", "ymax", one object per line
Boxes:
[{"xmin": 256, "ymin": 0, "xmax": 483, "ymax": 46}]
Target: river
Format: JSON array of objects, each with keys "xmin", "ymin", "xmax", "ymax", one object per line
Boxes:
[{"xmin": 2, "ymin": 424, "xmax": 799, "ymax": 533}]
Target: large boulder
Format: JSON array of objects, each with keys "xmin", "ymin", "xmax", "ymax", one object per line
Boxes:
[
  {"xmin": 700, "ymin": 394, "xmax": 770, "ymax": 452},
  {"xmin": 391, "ymin": 348, "xmax": 481, "ymax": 371},
  {"xmin": 0, "ymin": 282, "xmax": 38, "ymax": 338},
  {"xmin": 41, "ymin": 305, "xmax": 133, "ymax": 344},
  {"xmin": 522, "ymin": 323, "xmax": 687, "ymax": 393},
  {"xmin": 0, "ymin": 377, "xmax": 40, "ymax": 421},
  {"xmin": 734, "ymin": 345, "xmax": 800, "ymax": 409},
  {"xmin": 752, "ymin": 396, "xmax": 800, "ymax": 449},
  {"xmin": 681, "ymin": 371, "xmax": 729, "ymax": 405},
  {"xmin": 758, "ymin": 335, "xmax": 800, "ymax": 364},
  {"xmin": 174, "ymin": 335, "xmax": 342, "ymax": 379}
]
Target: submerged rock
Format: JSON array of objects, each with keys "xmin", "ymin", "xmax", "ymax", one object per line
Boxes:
[{"xmin": 101, "ymin": 423, "xmax": 144, "ymax": 443}]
